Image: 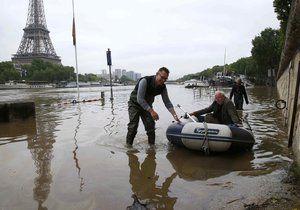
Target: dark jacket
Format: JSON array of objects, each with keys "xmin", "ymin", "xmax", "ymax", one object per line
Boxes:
[
  {"xmin": 230, "ymin": 83, "xmax": 248, "ymax": 104},
  {"xmin": 193, "ymin": 97, "xmax": 241, "ymax": 124},
  {"xmin": 129, "ymin": 75, "xmax": 166, "ymax": 108}
]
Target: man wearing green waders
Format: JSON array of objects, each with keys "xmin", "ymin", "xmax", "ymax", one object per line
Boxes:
[{"xmin": 126, "ymin": 67, "xmax": 179, "ymax": 146}]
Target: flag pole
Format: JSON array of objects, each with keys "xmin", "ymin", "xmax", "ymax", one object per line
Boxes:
[
  {"xmin": 72, "ymin": 0, "xmax": 80, "ymax": 100},
  {"xmin": 223, "ymin": 48, "xmax": 226, "ymax": 76}
]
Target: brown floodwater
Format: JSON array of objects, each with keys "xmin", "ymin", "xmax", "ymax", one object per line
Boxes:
[{"xmin": 0, "ymin": 85, "xmax": 298, "ymax": 210}]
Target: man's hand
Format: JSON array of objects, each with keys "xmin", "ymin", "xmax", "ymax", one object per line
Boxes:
[{"xmin": 149, "ymin": 109, "xmax": 159, "ymax": 121}]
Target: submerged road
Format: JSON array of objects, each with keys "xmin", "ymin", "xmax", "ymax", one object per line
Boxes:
[{"xmin": 0, "ymin": 85, "xmax": 299, "ymax": 209}]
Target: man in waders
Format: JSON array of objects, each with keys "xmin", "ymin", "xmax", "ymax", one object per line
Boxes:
[
  {"xmin": 126, "ymin": 67, "xmax": 179, "ymax": 146},
  {"xmin": 230, "ymin": 78, "xmax": 249, "ymax": 110}
]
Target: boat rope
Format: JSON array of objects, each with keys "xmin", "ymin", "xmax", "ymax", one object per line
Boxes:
[{"xmin": 201, "ymin": 121, "xmax": 210, "ymax": 155}]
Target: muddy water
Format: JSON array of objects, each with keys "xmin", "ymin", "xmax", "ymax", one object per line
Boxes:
[{"xmin": 0, "ymin": 86, "xmax": 297, "ymax": 209}]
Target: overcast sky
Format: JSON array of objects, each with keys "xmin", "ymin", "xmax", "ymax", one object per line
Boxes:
[{"xmin": 0, "ymin": 0, "xmax": 279, "ymax": 79}]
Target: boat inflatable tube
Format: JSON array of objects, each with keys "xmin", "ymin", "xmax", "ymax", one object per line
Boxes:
[{"xmin": 166, "ymin": 117, "xmax": 255, "ymax": 153}]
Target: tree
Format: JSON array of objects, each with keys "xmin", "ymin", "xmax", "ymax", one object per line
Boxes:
[
  {"xmin": 0, "ymin": 61, "xmax": 15, "ymax": 72},
  {"xmin": 251, "ymin": 28, "xmax": 281, "ymax": 81},
  {"xmin": 273, "ymin": 0, "xmax": 292, "ymax": 33},
  {"xmin": 19, "ymin": 59, "xmax": 75, "ymax": 83},
  {"xmin": 177, "ymin": 65, "xmax": 224, "ymax": 82},
  {"xmin": 120, "ymin": 75, "xmax": 134, "ymax": 84},
  {"xmin": 229, "ymin": 57, "xmax": 257, "ymax": 77},
  {"xmin": 85, "ymin": 73, "xmax": 99, "ymax": 82},
  {"xmin": 0, "ymin": 61, "xmax": 21, "ymax": 82}
]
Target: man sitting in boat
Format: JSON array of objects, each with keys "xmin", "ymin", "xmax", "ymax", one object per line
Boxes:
[{"xmin": 189, "ymin": 91, "xmax": 242, "ymax": 126}]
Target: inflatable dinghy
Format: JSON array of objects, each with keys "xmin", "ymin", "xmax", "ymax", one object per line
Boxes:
[{"xmin": 166, "ymin": 116, "xmax": 255, "ymax": 153}]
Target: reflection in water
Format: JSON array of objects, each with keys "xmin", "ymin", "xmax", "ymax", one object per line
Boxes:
[
  {"xmin": 0, "ymin": 118, "xmax": 36, "ymax": 144},
  {"xmin": 166, "ymin": 147, "xmax": 254, "ymax": 181},
  {"xmin": 0, "ymin": 114, "xmax": 55, "ymax": 209},
  {"xmin": 104, "ymin": 99, "xmax": 116, "ymax": 135},
  {"xmin": 127, "ymin": 149, "xmax": 177, "ymax": 209},
  {"xmin": 101, "ymin": 98, "xmax": 105, "ymax": 107},
  {"xmin": 27, "ymin": 111, "xmax": 56, "ymax": 210},
  {"xmin": 73, "ymin": 105, "xmax": 84, "ymax": 191},
  {"xmin": 245, "ymin": 87, "xmax": 292, "ymax": 170}
]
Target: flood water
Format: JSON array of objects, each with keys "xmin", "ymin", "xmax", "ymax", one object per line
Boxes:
[{"xmin": 0, "ymin": 85, "xmax": 298, "ymax": 209}]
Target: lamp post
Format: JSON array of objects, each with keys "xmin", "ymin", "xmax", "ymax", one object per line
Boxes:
[{"xmin": 106, "ymin": 48, "xmax": 113, "ymax": 100}]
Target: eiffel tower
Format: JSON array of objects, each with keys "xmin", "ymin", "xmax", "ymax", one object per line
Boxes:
[{"xmin": 12, "ymin": 0, "xmax": 61, "ymax": 68}]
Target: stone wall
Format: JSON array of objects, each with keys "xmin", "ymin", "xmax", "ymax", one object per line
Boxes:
[
  {"xmin": 277, "ymin": 0, "xmax": 300, "ymax": 164},
  {"xmin": 277, "ymin": 52, "xmax": 300, "ymax": 163}
]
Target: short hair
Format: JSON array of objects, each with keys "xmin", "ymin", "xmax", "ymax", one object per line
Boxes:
[
  {"xmin": 158, "ymin": 67, "xmax": 169, "ymax": 74},
  {"xmin": 215, "ymin": 90, "xmax": 225, "ymax": 97},
  {"xmin": 236, "ymin": 78, "xmax": 242, "ymax": 83}
]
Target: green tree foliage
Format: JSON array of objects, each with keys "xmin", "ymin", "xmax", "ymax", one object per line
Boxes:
[
  {"xmin": 177, "ymin": 57, "xmax": 258, "ymax": 83},
  {"xmin": 75, "ymin": 73, "xmax": 96, "ymax": 82},
  {"xmin": 77, "ymin": 73, "xmax": 100, "ymax": 82},
  {"xmin": 78, "ymin": 74, "xmax": 87, "ymax": 82},
  {"xmin": 86, "ymin": 74, "xmax": 99, "ymax": 82},
  {"xmin": 177, "ymin": 65, "xmax": 224, "ymax": 81},
  {"xmin": 0, "ymin": 59, "xmax": 108, "ymax": 84},
  {"xmin": 273, "ymin": 0, "xmax": 292, "ymax": 33},
  {"xmin": 21, "ymin": 59, "xmax": 76, "ymax": 82},
  {"xmin": 120, "ymin": 75, "xmax": 134, "ymax": 84},
  {"xmin": 0, "ymin": 61, "xmax": 21, "ymax": 83},
  {"xmin": 273, "ymin": 0, "xmax": 292, "ymax": 58},
  {"xmin": 98, "ymin": 76, "xmax": 108, "ymax": 83},
  {"xmin": 201, "ymin": 65, "xmax": 226, "ymax": 78},
  {"xmin": 229, "ymin": 57, "xmax": 257, "ymax": 77},
  {"xmin": 251, "ymin": 28, "xmax": 281, "ymax": 82}
]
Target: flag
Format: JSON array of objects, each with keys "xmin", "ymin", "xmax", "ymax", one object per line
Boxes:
[{"xmin": 72, "ymin": 17, "xmax": 76, "ymax": 46}]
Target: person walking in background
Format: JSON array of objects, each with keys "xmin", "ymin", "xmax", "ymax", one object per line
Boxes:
[
  {"xmin": 126, "ymin": 67, "xmax": 179, "ymax": 146},
  {"xmin": 190, "ymin": 91, "xmax": 242, "ymax": 126},
  {"xmin": 230, "ymin": 78, "xmax": 249, "ymax": 110}
]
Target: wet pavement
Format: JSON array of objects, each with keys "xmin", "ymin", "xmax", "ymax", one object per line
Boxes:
[{"xmin": 0, "ymin": 85, "xmax": 299, "ymax": 210}]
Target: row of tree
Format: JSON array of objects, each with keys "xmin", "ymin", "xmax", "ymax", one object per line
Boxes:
[
  {"xmin": 0, "ymin": 59, "xmax": 75, "ymax": 83},
  {"xmin": 0, "ymin": 59, "xmax": 136, "ymax": 84},
  {"xmin": 178, "ymin": 0, "xmax": 291, "ymax": 85}
]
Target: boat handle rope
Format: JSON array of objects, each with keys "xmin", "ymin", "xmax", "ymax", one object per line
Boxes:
[{"xmin": 201, "ymin": 121, "xmax": 210, "ymax": 155}]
